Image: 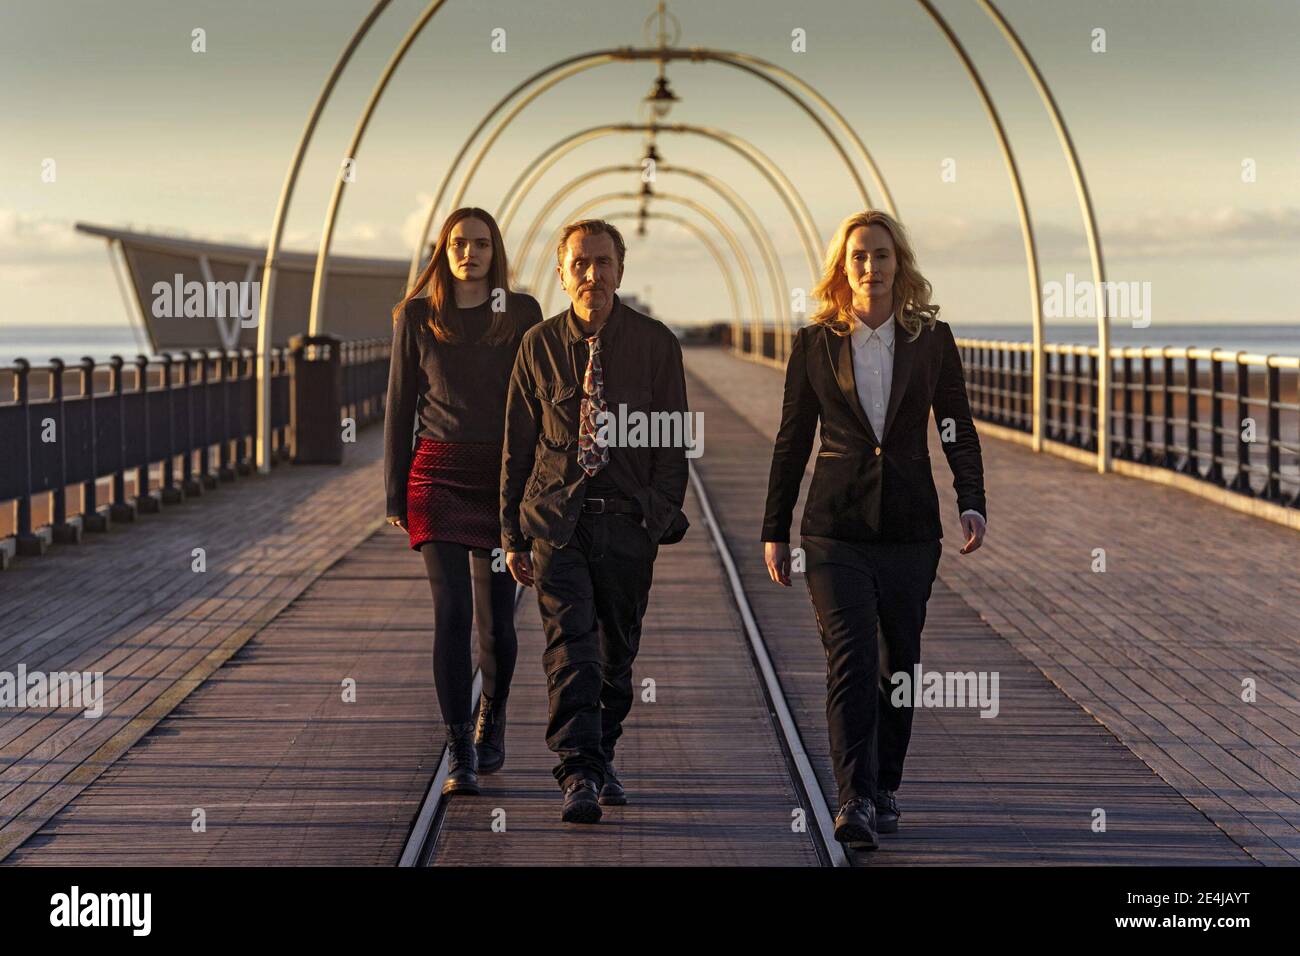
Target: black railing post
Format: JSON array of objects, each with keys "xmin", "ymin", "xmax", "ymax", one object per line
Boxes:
[
  {"xmin": 236, "ymin": 350, "xmax": 253, "ymax": 476},
  {"xmin": 198, "ymin": 351, "xmax": 217, "ymax": 489},
  {"xmin": 180, "ymin": 351, "xmax": 202, "ymax": 497},
  {"xmin": 159, "ymin": 353, "xmax": 184, "ymax": 504},
  {"xmin": 1160, "ymin": 350, "xmax": 1177, "ymax": 468},
  {"xmin": 12, "ymin": 358, "xmax": 47, "ymax": 556},
  {"xmin": 277, "ymin": 347, "xmax": 292, "ymax": 462},
  {"xmin": 1067, "ymin": 351, "xmax": 1081, "ymax": 446},
  {"xmin": 217, "ymin": 349, "xmax": 235, "ymax": 482},
  {"xmin": 1228, "ymin": 354, "xmax": 1253, "ymax": 494},
  {"xmin": 1088, "ymin": 350, "xmax": 1100, "ymax": 451},
  {"xmin": 107, "ymin": 355, "xmax": 136, "ymax": 522},
  {"xmin": 48, "ymin": 358, "xmax": 81, "ymax": 544},
  {"xmin": 1017, "ymin": 348, "xmax": 1028, "ymax": 431},
  {"xmin": 1265, "ymin": 363, "xmax": 1282, "ymax": 502},
  {"xmin": 1205, "ymin": 355, "xmax": 1227, "ymax": 486},
  {"xmin": 1181, "ymin": 352, "xmax": 1200, "ymax": 476},
  {"xmin": 135, "ymin": 354, "xmax": 161, "ymax": 513},
  {"xmin": 1119, "ymin": 352, "xmax": 1134, "ymax": 460},
  {"xmin": 79, "ymin": 356, "xmax": 109, "ymax": 532},
  {"xmin": 1138, "ymin": 352, "xmax": 1155, "ymax": 464}
]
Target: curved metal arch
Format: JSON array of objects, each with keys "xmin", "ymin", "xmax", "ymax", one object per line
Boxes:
[
  {"xmin": 431, "ymin": 48, "xmax": 878, "ymax": 252},
  {"xmin": 305, "ymin": 1, "xmax": 454, "ymax": 336},
  {"xmin": 600, "ymin": 209, "xmax": 744, "ymax": 340},
  {"xmin": 975, "ymin": 0, "xmax": 1109, "ymax": 470},
  {"xmin": 660, "ymin": 162, "xmax": 794, "ymax": 362},
  {"xmin": 914, "ymin": 0, "xmax": 1044, "ymax": 455},
  {"xmin": 481, "ymin": 123, "xmax": 822, "ymax": 290},
  {"xmin": 272, "ymin": 1, "xmax": 1100, "ymax": 467},
  {"xmin": 411, "ymin": 45, "xmax": 899, "ymax": 281},
  {"xmin": 253, "ymin": 0, "xmax": 402, "ymax": 472},
  {"xmin": 534, "ymin": 191, "xmax": 765, "ymax": 345},
  {"xmin": 512, "ymin": 163, "xmax": 788, "ymax": 329}
]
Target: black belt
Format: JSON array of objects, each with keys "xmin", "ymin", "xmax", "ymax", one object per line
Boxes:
[{"xmin": 581, "ymin": 496, "xmax": 641, "ymax": 516}]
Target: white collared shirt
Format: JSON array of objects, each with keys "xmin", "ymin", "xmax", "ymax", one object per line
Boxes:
[
  {"xmin": 849, "ymin": 311, "xmax": 986, "ymax": 529},
  {"xmin": 850, "ymin": 312, "xmax": 896, "ymax": 440}
]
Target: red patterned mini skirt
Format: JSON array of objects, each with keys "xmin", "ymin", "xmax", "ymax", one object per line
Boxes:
[{"xmin": 405, "ymin": 439, "xmax": 502, "ymax": 553}]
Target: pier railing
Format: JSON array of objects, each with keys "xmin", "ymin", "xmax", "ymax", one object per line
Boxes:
[
  {"xmin": 956, "ymin": 339, "xmax": 1300, "ymax": 508},
  {"xmin": 718, "ymin": 321, "xmax": 1299, "ymax": 520},
  {"xmin": 1, "ymin": 336, "xmax": 390, "ymax": 567}
]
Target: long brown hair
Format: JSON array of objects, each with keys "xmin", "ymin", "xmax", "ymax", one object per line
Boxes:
[
  {"xmin": 391, "ymin": 206, "xmax": 514, "ymax": 345},
  {"xmin": 810, "ymin": 210, "xmax": 939, "ymax": 341}
]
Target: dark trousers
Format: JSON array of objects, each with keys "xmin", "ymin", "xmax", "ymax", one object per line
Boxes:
[
  {"xmin": 802, "ymin": 535, "xmax": 942, "ymax": 806},
  {"xmin": 532, "ymin": 511, "xmax": 658, "ymax": 787}
]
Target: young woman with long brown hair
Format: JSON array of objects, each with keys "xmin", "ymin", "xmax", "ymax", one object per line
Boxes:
[{"xmin": 384, "ymin": 207, "xmax": 542, "ymax": 796}]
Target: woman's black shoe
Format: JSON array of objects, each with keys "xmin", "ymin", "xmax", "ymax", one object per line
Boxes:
[
  {"xmin": 833, "ymin": 797, "xmax": 878, "ymax": 850},
  {"xmin": 474, "ymin": 693, "xmax": 508, "ymax": 774},
  {"xmin": 442, "ymin": 721, "xmax": 480, "ymax": 795}
]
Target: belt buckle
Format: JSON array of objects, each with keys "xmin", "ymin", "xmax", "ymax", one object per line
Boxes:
[{"xmin": 584, "ymin": 497, "xmax": 606, "ymax": 514}]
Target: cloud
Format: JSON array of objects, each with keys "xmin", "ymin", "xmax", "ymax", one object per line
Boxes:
[
  {"xmin": 914, "ymin": 206, "xmax": 1300, "ymax": 266},
  {"xmin": 0, "ymin": 209, "xmax": 102, "ymax": 264}
]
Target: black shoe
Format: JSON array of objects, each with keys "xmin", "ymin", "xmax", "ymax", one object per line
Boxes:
[
  {"xmin": 442, "ymin": 721, "xmax": 479, "ymax": 796},
  {"xmin": 561, "ymin": 777, "xmax": 602, "ymax": 824},
  {"xmin": 833, "ymin": 797, "xmax": 878, "ymax": 851},
  {"xmin": 474, "ymin": 693, "xmax": 507, "ymax": 774},
  {"xmin": 874, "ymin": 789, "xmax": 900, "ymax": 834},
  {"xmin": 598, "ymin": 761, "xmax": 627, "ymax": 806}
]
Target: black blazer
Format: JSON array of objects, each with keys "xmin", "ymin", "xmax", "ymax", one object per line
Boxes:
[{"xmin": 761, "ymin": 318, "xmax": 986, "ymax": 544}]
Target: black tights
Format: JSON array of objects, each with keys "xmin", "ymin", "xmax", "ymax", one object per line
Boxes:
[{"xmin": 419, "ymin": 540, "xmax": 518, "ymax": 725}]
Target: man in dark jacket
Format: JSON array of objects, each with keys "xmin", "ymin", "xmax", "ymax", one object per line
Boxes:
[{"xmin": 501, "ymin": 219, "xmax": 689, "ymax": 823}]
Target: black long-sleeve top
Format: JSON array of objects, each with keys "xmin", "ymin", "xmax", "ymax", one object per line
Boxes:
[{"xmin": 384, "ymin": 291, "xmax": 542, "ymax": 517}]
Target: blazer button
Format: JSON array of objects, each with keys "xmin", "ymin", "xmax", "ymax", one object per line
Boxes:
[{"xmin": 874, "ymin": 446, "xmax": 882, "ymax": 456}]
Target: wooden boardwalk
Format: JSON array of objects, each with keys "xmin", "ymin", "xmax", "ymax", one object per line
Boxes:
[
  {"xmin": 0, "ymin": 425, "xmax": 390, "ymax": 861},
  {"xmin": 5, "ymin": 531, "xmax": 439, "ymax": 865},
  {"xmin": 1, "ymin": 346, "xmax": 1293, "ymax": 865}
]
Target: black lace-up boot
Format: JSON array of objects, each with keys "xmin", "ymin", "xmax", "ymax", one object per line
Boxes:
[
  {"xmin": 442, "ymin": 721, "xmax": 480, "ymax": 795},
  {"xmin": 474, "ymin": 693, "xmax": 508, "ymax": 774}
]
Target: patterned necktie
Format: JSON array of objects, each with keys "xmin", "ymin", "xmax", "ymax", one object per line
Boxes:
[{"xmin": 578, "ymin": 332, "xmax": 609, "ymax": 477}]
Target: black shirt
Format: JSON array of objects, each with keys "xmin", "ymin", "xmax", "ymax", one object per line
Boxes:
[
  {"xmin": 500, "ymin": 294, "xmax": 690, "ymax": 550},
  {"xmin": 384, "ymin": 291, "xmax": 542, "ymax": 517}
]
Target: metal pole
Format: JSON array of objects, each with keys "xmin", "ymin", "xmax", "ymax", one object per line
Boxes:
[
  {"xmin": 254, "ymin": 0, "xmax": 396, "ymax": 473},
  {"xmin": 974, "ymin": 0, "xmax": 1110, "ymax": 472},
  {"xmin": 307, "ymin": 1, "xmax": 452, "ymax": 336},
  {"xmin": 915, "ymin": 0, "xmax": 1044, "ymax": 455}
]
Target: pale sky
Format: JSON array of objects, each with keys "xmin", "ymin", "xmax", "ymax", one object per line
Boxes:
[{"xmin": 2, "ymin": 0, "xmax": 1298, "ymax": 338}]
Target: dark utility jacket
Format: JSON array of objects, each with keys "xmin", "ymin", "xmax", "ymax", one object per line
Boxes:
[
  {"xmin": 761, "ymin": 318, "xmax": 986, "ymax": 544},
  {"xmin": 501, "ymin": 295, "xmax": 690, "ymax": 551}
]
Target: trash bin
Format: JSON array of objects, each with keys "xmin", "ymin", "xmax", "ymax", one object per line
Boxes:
[{"xmin": 288, "ymin": 334, "xmax": 343, "ymax": 464}]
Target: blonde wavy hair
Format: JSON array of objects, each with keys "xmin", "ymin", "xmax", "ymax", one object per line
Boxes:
[{"xmin": 809, "ymin": 210, "xmax": 939, "ymax": 340}]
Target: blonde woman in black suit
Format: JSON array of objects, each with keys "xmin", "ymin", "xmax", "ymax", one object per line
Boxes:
[{"xmin": 761, "ymin": 210, "xmax": 987, "ymax": 850}]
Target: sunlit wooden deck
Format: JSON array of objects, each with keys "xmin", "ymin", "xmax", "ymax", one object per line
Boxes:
[{"xmin": 1, "ymin": 346, "xmax": 1294, "ymax": 865}]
